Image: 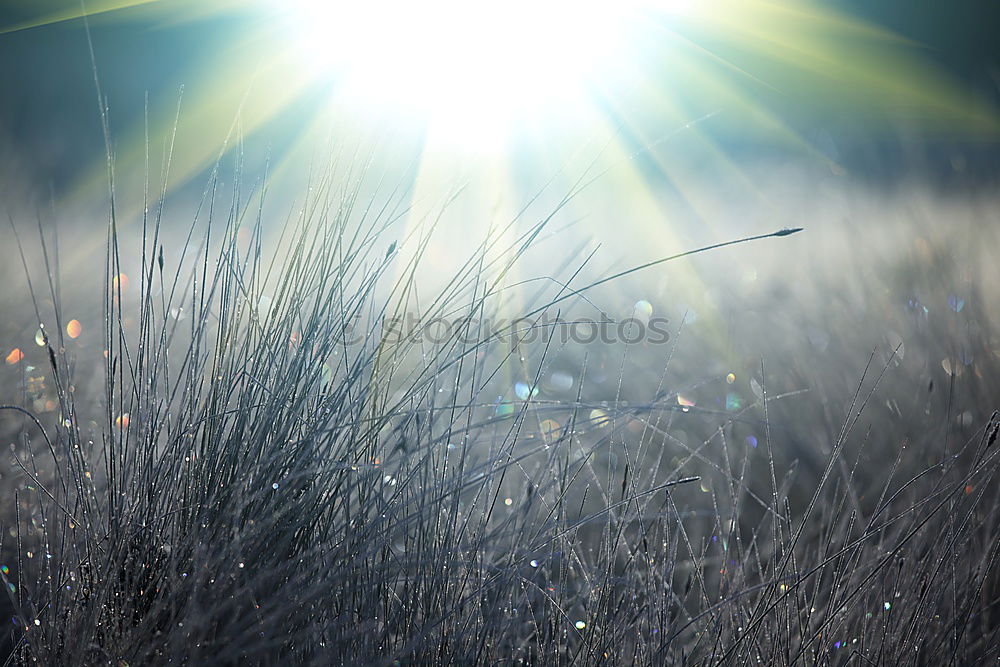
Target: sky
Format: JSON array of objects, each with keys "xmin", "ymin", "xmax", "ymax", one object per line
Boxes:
[{"xmin": 1, "ymin": 0, "xmax": 998, "ymax": 199}]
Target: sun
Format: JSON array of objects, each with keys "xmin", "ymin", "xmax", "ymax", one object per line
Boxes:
[{"xmin": 275, "ymin": 0, "xmax": 646, "ymax": 147}]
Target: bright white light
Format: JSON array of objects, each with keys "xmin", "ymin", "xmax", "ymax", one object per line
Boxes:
[{"xmin": 279, "ymin": 0, "xmax": 642, "ymax": 147}]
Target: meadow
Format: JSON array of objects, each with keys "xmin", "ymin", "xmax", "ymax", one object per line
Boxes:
[{"xmin": 1, "ymin": 134, "xmax": 998, "ymax": 665}]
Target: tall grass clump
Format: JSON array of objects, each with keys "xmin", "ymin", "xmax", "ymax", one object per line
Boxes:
[{"xmin": 2, "ymin": 145, "xmax": 999, "ymax": 666}]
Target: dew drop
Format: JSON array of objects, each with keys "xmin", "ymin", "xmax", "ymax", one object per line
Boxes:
[{"xmin": 589, "ymin": 409, "xmax": 610, "ymax": 428}]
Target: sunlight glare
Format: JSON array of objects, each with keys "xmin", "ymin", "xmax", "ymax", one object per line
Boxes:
[{"xmin": 281, "ymin": 0, "xmax": 647, "ymax": 146}]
